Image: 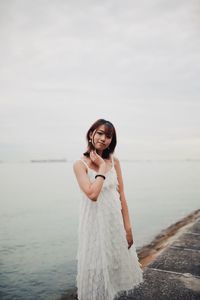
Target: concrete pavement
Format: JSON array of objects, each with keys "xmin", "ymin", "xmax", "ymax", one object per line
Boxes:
[{"xmin": 121, "ymin": 217, "xmax": 200, "ymax": 300}]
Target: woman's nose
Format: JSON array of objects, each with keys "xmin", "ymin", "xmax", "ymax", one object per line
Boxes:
[{"xmin": 100, "ymin": 136, "xmax": 106, "ymax": 141}]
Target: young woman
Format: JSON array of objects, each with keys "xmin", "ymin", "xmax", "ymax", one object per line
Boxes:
[{"xmin": 73, "ymin": 118, "xmax": 143, "ymax": 300}]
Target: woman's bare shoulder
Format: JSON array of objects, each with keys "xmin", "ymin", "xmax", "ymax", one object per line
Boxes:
[
  {"xmin": 113, "ymin": 155, "xmax": 119, "ymax": 162},
  {"xmin": 113, "ymin": 155, "xmax": 120, "ymax": 168},
  {"xmin": 73, "ymin": 158, "xmax": 87, "ymax": 173}
]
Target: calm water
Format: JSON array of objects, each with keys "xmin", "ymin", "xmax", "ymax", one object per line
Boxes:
[{"xmin": 0, "ymin": 161, "xmax": 199, "ymax": 300}]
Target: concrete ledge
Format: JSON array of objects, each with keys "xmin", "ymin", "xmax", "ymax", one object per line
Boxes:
[
  {"xmin": 121, "ymin": 268, "xmax": 200, "ymax": 300},
  {"xmin": 148, "ymin": 246, "xmax": 200, "ymax": 276},
  {"xmin": 120, "ymin": 214, "xmax": 200, "ymax": 300},
  {"xmin": 171, "ymin": 232, "xmax": 200, "ymax": 250}
]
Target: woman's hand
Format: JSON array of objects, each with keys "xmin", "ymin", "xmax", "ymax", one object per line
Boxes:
[
  {"xmin": 126, "ymin": 228, "xmax": 134, "ymax": 249},
  {"xmin": 90, "ymin": 150, "xmax": 106, "ymax": 168}
]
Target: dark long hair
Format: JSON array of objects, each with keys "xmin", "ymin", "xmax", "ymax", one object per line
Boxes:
[{"xmin": 83, "ymin": 119, "xmax": 117, "ymax": 159}]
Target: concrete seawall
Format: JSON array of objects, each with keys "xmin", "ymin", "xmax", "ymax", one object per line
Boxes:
[{"xmin": 122, "ymin": 209, "xmax": 200, "ymax": 300}]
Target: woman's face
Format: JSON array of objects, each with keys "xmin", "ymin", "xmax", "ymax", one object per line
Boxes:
[{"xmin": 90, "ymin": 124, "xmax": 113, "ymax": 151}]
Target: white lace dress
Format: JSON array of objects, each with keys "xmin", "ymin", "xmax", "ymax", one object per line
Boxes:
[{"xmin": 75, "ymin": 155, "xmax": 144, "ymax": 300}]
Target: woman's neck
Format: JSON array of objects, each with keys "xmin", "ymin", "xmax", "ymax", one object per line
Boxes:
[{"xmin": 96, "ymin": 149, "xmax": 103, "ymax": 157}]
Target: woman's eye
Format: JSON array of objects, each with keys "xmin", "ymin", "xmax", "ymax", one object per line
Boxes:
[{"xmin": 97, "ymin": 132, "xmax": 111, "ymax": 138}]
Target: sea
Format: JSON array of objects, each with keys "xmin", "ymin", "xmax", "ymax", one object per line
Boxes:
[{"xmin": 0, "ymin": 160, "xmax": 199, "ymax": 300}]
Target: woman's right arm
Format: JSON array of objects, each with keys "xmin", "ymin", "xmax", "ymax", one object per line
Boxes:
[{"xmin": 73, "ymin": 160, "xmax": 106, "ymax": 202}]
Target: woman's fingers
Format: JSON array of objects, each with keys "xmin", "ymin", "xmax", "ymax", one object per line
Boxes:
[
  {"xmin": 126, "ymin": 230, "xmax": 134, "ymax": 249},
  {"xmin": 128, "ymin": 243, "xmax": 131, "ymax": 249},
  {"xmin": 91, "ymin": 150, "xmax": 98, "ymax": 160},
  {"xmin": 91, "ymin": 150, "xmax": 95, "ymax": 156},
  {"xmin": 93, "ymin": 149, "xmax": 97, "ymax": 156},
  {"xmin": 90, "ymin": 150, "xmax": 98, "ymax": 162},
  {"xmin": 128, "ymin": 240, "xmax": 133, "ymax": 249},
  {"xmin": 90, "ymin": 151, "xmax": 94, "ymax": 161}
]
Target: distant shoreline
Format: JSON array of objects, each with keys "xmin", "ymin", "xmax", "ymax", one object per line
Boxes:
[{"xmin": 138, "ymin": 208, "xmax": 200, "ymax": 268}]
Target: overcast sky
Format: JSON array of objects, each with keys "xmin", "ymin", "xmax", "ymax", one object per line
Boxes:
[{"xmin": 0, "ymin": 0, "xmax": 199, "ymax": 161}]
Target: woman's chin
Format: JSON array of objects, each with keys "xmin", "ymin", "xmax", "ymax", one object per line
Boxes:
[{"xmin": 95, "ymin": 147, "xmax": 103, "ymax": 153}]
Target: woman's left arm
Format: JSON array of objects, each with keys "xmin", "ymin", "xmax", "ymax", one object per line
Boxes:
[{"xmin": 114, "ymin": 157, "xmax": 134, "ymax": 247}]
